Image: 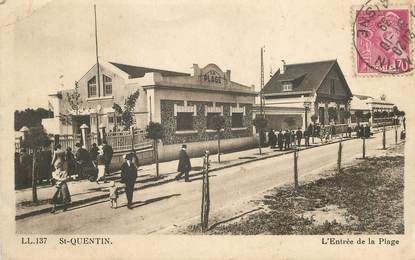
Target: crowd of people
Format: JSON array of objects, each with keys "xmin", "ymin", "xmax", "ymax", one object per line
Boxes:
[{"xmin": 266, "ymin": 123, "xmax": 373, "ymax": 150}]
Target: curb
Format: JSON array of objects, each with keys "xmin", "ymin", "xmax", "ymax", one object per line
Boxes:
[{"xmin": 15, "ymin": 130, "xmax": 390, "ymax": 220}]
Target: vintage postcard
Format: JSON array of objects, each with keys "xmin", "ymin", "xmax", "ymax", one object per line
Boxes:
[{"xmin": 0, "ymin": 0, "xmax": 414, "ymax": 259}]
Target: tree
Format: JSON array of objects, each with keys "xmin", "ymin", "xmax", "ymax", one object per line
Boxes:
[
  {"xmin": 21, "ymin": 126, "xmax": 51, "ymax": 202},
  {"xmin": 14, "ymin": 108, "xmax": 53, "ymax": 131},
  {"xmin": 210, "ymin": 115, "xmax": 225, "ymax": 163},
  {"xmin": 380, "ymin": 94, "xmax": 386, "ymax": 101},
  {"xmin": 253, "ymin": 115, "xmax": 268, "ymax": 155},
  {"xmin": 112, "ymin": 103, "xmax": 123, "ymax": 131},
  {"xmin": 310, "ymin": 114, "xmax": 318, "ymax": 144},
  {"xmin": 113, "ymin": 90, "xmax": 140, "ymax": 130},
  {"xmin": 381, "ymin": 111, "xmax": 388, "ymax": 118},
  {"xmin": 66, "ymin": 81, "xmax": 83, "ymax": 115},
  {"xmin": 146, "ymin": 121, "xmax": 163, "ymax": 177}
]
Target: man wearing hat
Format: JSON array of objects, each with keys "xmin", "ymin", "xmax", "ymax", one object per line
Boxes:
[
  {"xmin": 120, "ymin": 153, "xmax": 138, "ymax": 209},
  {"xmin": 175, "ymin": 144, "xmax": 191, "ymax": 182}
]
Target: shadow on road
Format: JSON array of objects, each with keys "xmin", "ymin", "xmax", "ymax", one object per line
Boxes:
[{"xmin": 127, "ymin": 194, "xmax": 181, "ymax": 209}]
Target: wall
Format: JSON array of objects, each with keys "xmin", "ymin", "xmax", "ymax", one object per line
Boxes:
[
  {"xmin": 265, "ymin": 114, "xmax": 304, "ymax": 130},
  {"xmin": 160, "ymin": 100, "xmax": 253, "ymax": 145},
  {"xmin": 157, "ymin": 136, "xmax": 257, "ymax": 162}
]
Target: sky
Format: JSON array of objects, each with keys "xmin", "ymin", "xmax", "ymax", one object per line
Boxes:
[{"xmin": 2, "ymin": 0, "xmax": 414, "ymax": 111}]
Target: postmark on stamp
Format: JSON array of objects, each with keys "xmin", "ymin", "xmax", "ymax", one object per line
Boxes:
[{"xmin": 353, "ymin": 1, "xmax": 414, "ymax": 75}]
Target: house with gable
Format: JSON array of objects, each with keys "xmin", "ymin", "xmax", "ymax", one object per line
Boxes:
[{"xmin": 257, "ymin": 59, "xmax": 353, "ymax": 130}]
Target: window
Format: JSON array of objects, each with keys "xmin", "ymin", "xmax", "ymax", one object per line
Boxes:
[
  {"xmin": 88, "ymin": 77, "xmax": 97, "ymax": 97},
  {"xmin": 103, "ymin": 75, "xmax": 112, "ymax": 96},
  {"xmin": 330, "ymin": 79, "xmax": 335, "ymax": 95},
  {"xmin": 231, "ymin": 113, "xmax": 243, "ymax": 128},
  {"xmin": 206, "ymin": 113, "xmax": 221, "ymax": 130},
  {"xmin": 108, "ymin": 116, "xmax": 114, "ymax": 124},
  {"xmin": 177, "ymin": 112, "xmax": 193, "ymax": 131},
  {"xmin": 282, "ymin": 82, "xmax": 293, "ymax": 91},
  {"xmin": 116, "ymin": 116, "xmax": 122, "ymax": 124}
]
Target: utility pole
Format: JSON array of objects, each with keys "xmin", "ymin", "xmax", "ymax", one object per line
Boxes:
[
  {"xmin": 94, "ymin": 4, "xmax": 102, "ymax": 145},
  {"xmin": 258, "ymin": 46, "xmax": 265, "ymax": 151},
  {"xmin": 260, "ymin": 46, "xmax": 265, "ymax": 117}
]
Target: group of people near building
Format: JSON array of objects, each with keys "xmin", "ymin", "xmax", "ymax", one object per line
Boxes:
[
  {"xmin": 267, "ymin": 127, "xmax": 312, "ymax": 150},
  {"xmin": 267, "ymin": 123, "xmax": 375, "ymax": 150},
  {"xmin": 48, "ymin": 141, "xmax": 114, "ymax": 212}
]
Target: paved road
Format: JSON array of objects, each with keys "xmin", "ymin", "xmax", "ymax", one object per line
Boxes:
[{"xmin": 16, "ymin": 130, "xmax": 399, "ymax": 234}]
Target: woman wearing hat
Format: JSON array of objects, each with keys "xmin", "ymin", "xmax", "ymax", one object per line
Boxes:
[{"xmin": 50, "ymin": 144, "xmax": 71, "ymax": 213}]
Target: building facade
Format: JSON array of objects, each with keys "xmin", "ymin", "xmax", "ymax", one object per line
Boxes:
[
  {"xmin": 43, "ymin": 61, "xmax": 256, "ymax": 160},
  {"xmin": 350, "ymin": 94, "xmax": 395, "ymax": 125},
  {"xmin": 257, "ymin": 60, "xmax": 353, "ymax": 130}
]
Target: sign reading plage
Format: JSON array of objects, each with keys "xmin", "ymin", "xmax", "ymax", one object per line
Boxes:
[{"xmin": 203, "ymin": 70, "xmax": 222, "ymax": 83}]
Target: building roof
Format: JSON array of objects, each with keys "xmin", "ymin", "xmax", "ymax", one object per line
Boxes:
[
  {"xmin": 109, "ymin": 62, "xmax": 190, "ymax": 78},
  {"xmin": 262, "ymin": 60, "xmax": 352, "ymax": 97},
  {"xmin": 353, "ymin": 94, "xmax": 373, "ymax": 100},
  {"xmin": 350, "ymin": 96, "xmax": 370, "ymax": 111}
]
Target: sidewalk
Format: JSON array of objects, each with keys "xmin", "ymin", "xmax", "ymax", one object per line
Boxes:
[{"xmin": 16, "ymin": 128, "xmax": 396, "ymax": 220}]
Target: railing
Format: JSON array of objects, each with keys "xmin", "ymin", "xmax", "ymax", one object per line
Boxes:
[
  {"xmin": 15, "ymin": 130, "xmax": 152, "ymax": 154},
  {"xmin": 105, "ymin": 129, "xmax": 152, "ymax": 152},
  {"xmin": 52, "ymin": 134, "xmax": 82, "ymax": 151}
]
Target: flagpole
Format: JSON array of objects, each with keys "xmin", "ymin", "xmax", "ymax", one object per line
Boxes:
[{"xmin": 94, "ymin": 4, "xmax": 101, "ymax": 144}]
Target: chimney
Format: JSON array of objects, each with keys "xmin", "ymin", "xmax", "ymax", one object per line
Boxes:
[
  {"xmin": 280, "ymin": 60, "xmax": 286, "ymax": 74},
  {"xmin": 193, "ymin": 64, "xmax": 200, "ymax": 76},
  {"xmin": 226, "ymin": 70, "xmax": 231, "ymax": 81}
]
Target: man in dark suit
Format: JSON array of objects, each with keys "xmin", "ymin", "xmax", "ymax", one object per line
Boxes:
[
  {"xmin": 175, "ymin": 144, "xmax": 191, "ymax": 182},
  {"xmin": 296, "ymin": 128, "xmax": 303, "ymax": 147},
  {"xmin": 268, "ymin": 129, "xmax": 276, "ymax": 148},
  {"xmin": 102, "ymin": 140, "xmax": 113, "ymax": 177},
  {"xmin": 304, "ymin": 128, "xmax": 310, "ymax": 146},
  {"xmin": 75, "ymin": 143, "xmax": 91, "ymax": 179},
  {"xmin": 284, "ymin": 130, "xmax": 291, "ymax": 150},
  {"xmin": 120, "ymin": 154, "xmax": 138, "ymax": 209},
  {"xmin": 277, "ymin": 130, "xmax": 284, "ymax": 151}
]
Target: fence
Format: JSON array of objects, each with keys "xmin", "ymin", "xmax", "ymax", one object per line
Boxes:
[
  {"xmin": 105, "ymin": 129, "xmax": 152, "ymax": 153},
  {"xmin": 15, "ymin": 129, "xmax": 153, "ymax": 154}
]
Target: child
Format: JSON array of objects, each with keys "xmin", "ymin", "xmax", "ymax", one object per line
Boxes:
[{"xmin": 109, "ymin": 181, "xmax": 118, "ymax": 209}]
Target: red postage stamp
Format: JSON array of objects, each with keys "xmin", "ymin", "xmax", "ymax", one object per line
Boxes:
[{"xmin": 354, "ymin": 6, "xmax": 412, "ymax": 75}]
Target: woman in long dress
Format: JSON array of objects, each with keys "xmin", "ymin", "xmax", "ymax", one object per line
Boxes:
[{"xmin": 50, "ymin": 144, "xmax": 71, "ymax": 213}]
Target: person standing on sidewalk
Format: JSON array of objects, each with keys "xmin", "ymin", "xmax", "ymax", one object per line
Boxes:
[
  {"xmin": 268, "ymin": 129, "xmax": 276, "ymax": 149},
  {"xmin": 277, "ymin": 130, "xmax": 284, "ymax": 151},
  {"xmin": 102, "ymin": 140, "xmax": 113, "ymax": 178},
  {"xmin": 89, "ymin": 143, "xmax": 99, "ymax": 168},
  {"xmin": 75, "ymin": 143, "xmax": 90, "ymax": 179},
  {"xmin": 284, "ymin": 130, "xmax": 291, "ymax": 150},
  {"xmin": 120, "ymin": 154, "xmax": 138, "ymax": 209},
  {"xmin": 296, "ymin": 128, "xmax": 303, "ymax": 147},
  {"xmin": 66, "ymin": 147, "xmax": 76, "ymax": 177},
  {"xmin": 50, "ymin": 144, "xmax": 71, "ymax": 213},
  {"xmin": 175, "ymin": 144, "xmax": 191, "ymax": 182},
  {"xmin": 96, "ymin": 147, "xmax": 106, "ymax": 183},
  {"xmin": 304, "ymin": 128, "xmax": 310, "ymax": 146}
]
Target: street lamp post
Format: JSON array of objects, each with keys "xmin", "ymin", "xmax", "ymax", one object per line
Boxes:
[{"xmin": 303, "ymin": 101, "xmax": 311, "ymax": 130}]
